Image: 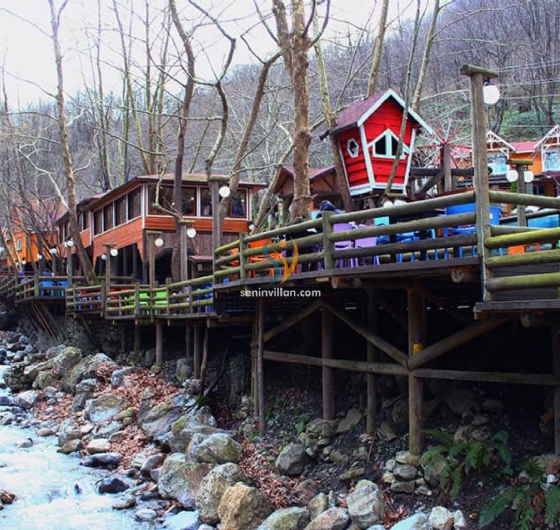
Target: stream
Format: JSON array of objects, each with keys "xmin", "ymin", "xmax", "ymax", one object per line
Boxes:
[{"xmin": 0, "ymin": 365, "xmax": 152, "ymax": 530}]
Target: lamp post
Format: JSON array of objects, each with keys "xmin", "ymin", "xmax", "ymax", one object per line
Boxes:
[
  {"xmin": 208, "ymin": 175, "xmax": 230, "ymax": 270},
  {"xmin": 506, "ymin": 159, "xmax": 534, "ymax": 227},
  {"xmin": 65, "ymin": 240, "xmax": 74, "ymax": 285},
  {"xmin": 461, "ymin": 64, "xmax": 499, "ymax": 302}
]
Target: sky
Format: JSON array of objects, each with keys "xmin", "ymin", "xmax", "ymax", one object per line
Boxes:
[{"xmin": 0, "ymin": 0, "xmax": 431, "ymax": 106}]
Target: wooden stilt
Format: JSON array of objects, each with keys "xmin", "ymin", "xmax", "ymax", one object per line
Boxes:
[
  {"xmin": 322, "ymin": 307, "xmax": 335, "ymax": 421},
  {"xmin": 257, "ymin": 300, "xmax": 266, "ymax": 435},
  {"xmin": 366, "ymin": 291, "xmax": 378, "ymax": 434},
  {"xmin": 251, "ymin": 318, "xmax": 258, "ymax": 415},
  {"xmin": 134, "ymin": 325, "xmax": 140, "ymax": 356},
  {"xmin": 408, "ymin": 288, "xmax": 425, "ymax": 456},
  {"xmin": 552, "ymin": 326, "xmax": 560, "ymax": 454},
  {"xmin": 193, "ymin": 325, "xmax": 201, "ymax": 378},
  {"xmin": 200, "ymin": 325, "xmax": 210, "ymax": 394},
  {"xmin": 185, "ymin": 325, "xmax": 192, "ymax": 361},
  {"xmin": 155, "ymin": 321, "xmax": 163, "ymax": 366}
]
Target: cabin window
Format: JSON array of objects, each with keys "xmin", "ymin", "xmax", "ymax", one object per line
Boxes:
[
  {"xmin": 201, "ymin": 188, "xmax": 212, "ymax": 217},
  {"xmin": 487, "ymin": 153, "xmax": 508, "ymax": 175},
  {"xmin": 16, "ymin": 238, "xmax": 22, "ymax": 251},
  {"xmin": 347, "ymin": 138, "xmax": 359, "ymax": 158},
  {"xmin": 79, "ymin": 212, "xmax": 89, "ymax": 231},
  {"xmin": 115, "ymin": 196, "xmax": 127, "ymax": 225},
  {"xmin": 181, "ymin": 187, "xmax": 197, "ymax": 215},
  {"xmin": 128, "ymin": 188, "xmax": 141, "ymax": 219},
  {"xmin": 372, "ymin": 130, "xmax": 407, "ymax": 159},
  {"xmin": 94, "ymin": 209, "xmax": 103, "ymax": 235},
  {"xmin": 148, "ymin": 185, "xmax": 174, "ymax": 214},
  {"xmin": 103, "ymin": 204, "xmax": 114, "ymax": 230},
  {"xmin": 544, "ymin": 149, "xmax": 560, "ymax": 172},
  {"xmin": 230, "ymin": 190, "xmax": 247, "ymax": 218}
]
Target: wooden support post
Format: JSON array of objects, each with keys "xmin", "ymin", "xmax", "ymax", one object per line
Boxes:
[
  {"xmin": 443, "ymin": 143, "xmax": 453, "ymax": 192},
  {"xmin": 120, "ymin": 324, "xmax": 126, "ymax": 353},
  {"xmin": 251, "ymin": 315, "xmax": 258, "ymax": 417},
  {"xmin": 200, "ymin": 325, "xmax": 210, "ymax": 394},
  {"xmin": 321, "ymin": 211, "xmax": 335, "ymax": 269},
  {"xmin": 134, "ymin": 325, "xmax": 140, "ymax": 356},
  {"xmin": 185, "ymin": 325, "xmax": 192, "ymax": 362},
  {"xmin": 322, "ymin": 307, "xmax": 335, "ymax": 421},
  {"xmin": 461, "ymin": 64, "xmax": 497, "ymax": 302},
  {"xmin": 155, "ymin": 321, "xmax": 163, "ymax": 366},
  {"xmin": 193, "ymin": 325, "xmax": 201, "ymax": 378},
  {"xmin": 366, "ymin": 291, "xmax": 378, "ymax": 434},
  {"xmin": 257, "ymin": 300, "xmax": 266, "ymax": 435},
  {"xmin": 552, "ymin": 326, "xmax": 560, "ymax": 454},
  {"xmin": 408, "ymin": 288, "xmax": 425, "ymax": 456}
]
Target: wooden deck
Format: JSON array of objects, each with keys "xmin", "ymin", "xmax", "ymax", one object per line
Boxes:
[{"xmin": 3, "ymin": 190, "xmax": 560, "ymax": 456}]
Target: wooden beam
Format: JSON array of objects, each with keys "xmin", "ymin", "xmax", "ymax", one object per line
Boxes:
[
  {"xmin": 322, "ymin": 300, "xmax": 408, "ymax": 367},
  {"xmin": 263, "ymin": 350, "xmax": 408, "ymax": 376},
  {"xmin": 193, "ymin": 325, "xmax": 201, "ymax": 378},
  {"xmin": 415, "ymin": 285, "xmax": 471, "ymax": 324},
  {"xmin": 408, "ymin": 289, "xmax": 425, "ymax": 456},
  {"xmin": 366, "ymin": 291, "xmax": 377, "ymax": 434},
  {"xmin": 263, "ymin": 299, "xmax": 322, "ymax": 343},
  {"xmin": 408, "ymin": 318, "xmax": 507, "ymax": 370},
  {"xmin": 322, "ymin": 308, "xmax": 335, "ymax": 421},
  {"xmin": 155, "ymin": 321, "xmax": 163, "ymax": 366},
  {"xmin": 415, "ymin": 368, "xmax": 560, "ymax": 385}
]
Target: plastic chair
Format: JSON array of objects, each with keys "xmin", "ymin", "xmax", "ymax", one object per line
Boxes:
[
  {"xmin": 355, "ymin": 236, "xmax": 378, "ymax": 265},
  {"xmin": 333, "ymin": 223, "xmax": 356, "ymax": 267}
]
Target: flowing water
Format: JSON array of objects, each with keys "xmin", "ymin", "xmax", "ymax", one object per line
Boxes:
[{"xmin": 0, "ymin": 366, "xmax": 152, "ymax": 530}]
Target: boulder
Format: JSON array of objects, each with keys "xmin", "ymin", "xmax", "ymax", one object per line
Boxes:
[
  {"xmin": 390, "ymin": 513, "xmax": 431, "ymax": 530},
  {"xmin": 429, "ymin": 506, "xmax": 454, "ymax": 530},
  {"xmin": 22, "ymin": 358, "xmax": 55, "ymax": 384},
  {"xmin": 196, "ymin": 463, "xmax": 247, "ymax": 525},
  {"xmin": 53, "ymin": 346, "xmax": 83, "ymax": 376},
  {"xmin": 158, "ymin": 453, "xmax": 212, "ymax": 509},
  {"xmin": 98, "ymin": 476, "xmax": 129, "ymax": 494},
  {"xmin": 16, "ymin": 390, "xmax": 38, "ymax": 409},
  {"xmin": 138, "ymin": 394, "xmax": 191, "ymax": 444},
  {"xmin": 308, "ymin": 492, "xmax": 329, "ymax": 520},
  {"xmin": 57, "ymin": 419, "xmax": 81, "ymax": 447},
  {"xmin": 336, "ymin": 408, "xmax": 363, "ymax": 434},
  {"xmin": 167, "ymin": 407, "xmax": 221, "ymax": 453},
  {"xmin": 86, "ymin": 438, "xmax": 111, "ymax": 454},
  {"xmin": 304, "ymin": 507, "xmax": 349, "ymax": 530},
  {"xmin": 276, "ymin": 443, "xmax": 309, "ymax": 476},
  {"xmin": 218, "ymin": 482, "xmax": 273, "ymax": 530},
  {"xmin": 140, "ymin": 453, "xmax": 166, "ymax": 476},
  {"xmin": 34, "ymin": 371, "xmax": 57, "ymax": 389},
  {"xmin": 161, "ymin": 510, "xmax": 201, "ymax": 530},
  {"xmin": 256, "ymin": 507, "xmax": 310, "ymax": 530},
  {"xmin": 84, "ymin": 393, "xmax": 128, "ymax": 423},
  {"xmin": 346, "ymin": 480, "xmax": 385, "ymax": 528},
  {"xmin": 62, "ymin": 353, "xmax": 116, "ymax": 393},
  {"xmin": 176, "ymin": 358, "xmax": 192, "ymax": 383},
  {"xmin": 192, "ymin": 433, "xmax": 242, "ymax": 464},
  {"xmin": 81, "ymin": 452, "xmax": 122, "ymax": 468}
]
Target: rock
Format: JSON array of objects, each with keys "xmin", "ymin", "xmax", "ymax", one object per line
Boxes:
[
  {"xmin": 98, "ymin": 476, "xmax": 129, "ymax": 494},
  {"xmin": 135, "ymin": 508, "xmax": 158, "ymax": 522},
  {"xmin": 535, "ymin": 454, "xmax": 560, "ymax": 475},
  {"xmin": 176, "ymin": 358, "xmax": 192, "ymax": 383},
  {"xmin": 304, "ymin": 507, "xmax": 349, "ymax": 530},
  {"xmin": 53, "ymin": 346, "xmax": 83, "ymax": 376},
  {"xmin": 276, "ymin": 443, "xmax": 309, "ymax": 476},
  {"xmin": 112, "ymin": 495, "xmax": 137, "ymax": 510},
  {"xmin": 62, "ymin": 353, "xmax": 116, "ymax": 393},
  {"xmin": 140, "ymin": 453, "xmax": 166, "ymax": 476},
  {"xmin": 292, "ymin": 479, "xmax": 319, "ymax": 507},
  {"xmin": 453, "ymin": 510, "xmax": 467, "ymax": 529},
  {"xmin": 192, "ymin": 432, "xmax": 242, "ymax": 464},
  {"xmin": 256, "ymin": 507, "xmax": 310, "ymax": 530},
  {"xmin": 429, "ymin": 506, "xmax": 454, "ymax": 530},
  {"xmin": 422, "ymin": 458, "xmax": 447, "ymax": 488},
  {"xmin": 218, "ymin": 482, "xmax": 274, "ymax": 530},
  {"xmin": 443, "ymin": 388, "xmax": 479, "ymax": 416},
  {"xmin": 336, "ymin": 408, "xmax": 363, "ymax": 434},
  {"xmin": 111, "ymin": 367, "xmax": 137, "ymax": 388},
  {"xmin": 395, "ymin": 451, "xmax": 420, "ymax": 466},
  {"xmin": 161, "ymin": 510, "xmax": 201, "ymax": 530},
  {"xmin": 308, "ymin": 492, "xmax": 329, "ymax": 520},
  {"xmin": 81, "ymin": 452, "xmax": 122, "ymax": 468},
  {"xmin": 58, "ymin": 419, "xmax": 81, "ymax": 446},
  {"xmin": 75, "ymin": 378, "xmax": 98, "ymax": 393},
  {"xmin": 167, "ymin": 407, "xmax": 221, "ymax": 453},
  {"xmin": 390, "ymin": 513, "xmax": 431, "ymax": 530},
  {"xmin": 158, "ymin": 453, "xmax": 212, "ymax": 509},
  {"xmin": 346, "ymin": 479, "xmax": 385, "ymax": 528},
  {"xmin": 16, "ymin": 390, "xmax": 38, "ymax": 409},
  {"xmin": 84, "ymin": 394, "xmax": 128, "ymax": 423},
  {"xmin": 196, "ymin": 462, "xmax": 248, "ymax": 525},
  {"xmin": 394, "ymin": 464, "xmax": 417, "ymax": 481},
  {"xmin": 86, "ymin": 438, "xmax": 111, "ymax": 454},
  {"xmin": 390, "ymin": 481, "xmax": 415, "ymax": 494},
  {"xmin": 58, "ymin": 439, "xmax": 81, "ymax": 454},
  {"xmin": 138, "ymin": 394, "xmax": 190, "ymax": 443},
  {"xmin": 34, "ymin": 370, "xmax": 57, "ymax": 389}
]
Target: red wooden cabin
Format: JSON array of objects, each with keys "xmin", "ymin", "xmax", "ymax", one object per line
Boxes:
[{"xmin": 331, "ymin": 88, "xmax": 433, "ymax": 198}]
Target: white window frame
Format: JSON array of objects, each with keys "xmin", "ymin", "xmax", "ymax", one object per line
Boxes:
[
  {"xmin": 347, "ymin": 138, "xmax": 360, "ymax": 158},
  {"xmin": 371, "ymin": 130, "xmax": 409, "ymax": 159}
]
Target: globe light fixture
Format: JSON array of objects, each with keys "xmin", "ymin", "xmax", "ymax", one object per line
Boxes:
[
  {"xmin": 110, "ymin": 248, "xmax": 119, "ymax": 257},
  {"xmin": 524, "ymin": 170, "xmax": 534, "ymax": 183},
  {"xmin": 101, "ymin": 254, "xmax": 107, "ymax": 261},
  {"xmin": 186, "ymin": 227, "xmax": 197, "ymax": 238},
  {"xmin": 154, "ymin": 237, "xmax": 164, "ymax": 247},
  {"xmin": 506, "ymin": 169, "xmax": 518, "ymax": 183},
  {"xmin": 37, "ymin": 254, "xmax": 43, "ymax": 260},
  {"xmin": 218, "ymin": 185, "xmax": 231, "ymax": 198},
  {"xmin": 49, "ymin": 247, "xmax": 58, "ymax": 255},
  {"xmin": 483, "ymin": 81, "xmax": 500, "ymax": 106},
  {"xmin": 66, "ymin": 240, "xmax": 74, "ymax": 248}
]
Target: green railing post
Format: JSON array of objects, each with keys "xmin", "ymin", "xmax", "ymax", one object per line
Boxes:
[
  {"xmin": 322, "ymin": 211, "xmax": 335, "ymax": 269},
  {"xmin": 239, "ymin": 232, "xmax": 248, "ymax": 280}
]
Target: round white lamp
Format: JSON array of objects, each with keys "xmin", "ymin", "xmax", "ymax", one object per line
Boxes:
[
  {"xmin": 49, "ymin": 247, "xmax": 58, "ymax": 255},
  {"xmin": 524, "ymin": 170, "xmax": 534, "ymax": 183},
  {"xmin": 154, "ymin": 237, "xmax": 164, "ymax": 247},
  {"xmin": 110, "ymin": 248, "xmax": 119, "ymax": 257},
  {"xmin": 186, "ymin": 227, "xmax": 197, "ymax": 238},
  {"xmin": 101, "ymin": 254, "xmax": 107, "ymax": 261},
  {"xmin": 506, "ymin": 169, "xmax": 518, "ymax": 183},
  {"xmin": 483, "ymin": 83, "xmax": 501, "ymax": 105},
  {"xmin": 218, "ymin": 186, "xmax": 231, "ymax": 198},
  {"xmin": 66, "ymin": 240, "xmax": 74, "ymax": 248}
]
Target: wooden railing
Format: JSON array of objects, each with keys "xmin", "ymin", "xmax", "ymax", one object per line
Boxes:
[{"xmin": 2, "ymin": 190, "xmax": 560, "ymax": 316}]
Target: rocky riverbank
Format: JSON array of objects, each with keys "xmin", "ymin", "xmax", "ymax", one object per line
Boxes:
[{"xmin": 0, "ymin": 327, "xmax": 495, "ymax": 529}]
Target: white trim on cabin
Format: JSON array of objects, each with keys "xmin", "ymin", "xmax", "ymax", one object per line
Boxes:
[
  {"xmin": 356, "ymin": 88, "xmax": 435, "ymax": 135},
  {"xmin": 349, "ymin": 183, "xmax": 374, "ymax": 196},
  {"xmin": 368, "ymin": 129, "xmax": 410, "ymax": 159},
  {"xmin": 359, "ymin": 124, "xmax": 376, "ymax": 188}
]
